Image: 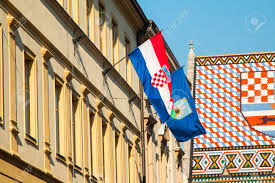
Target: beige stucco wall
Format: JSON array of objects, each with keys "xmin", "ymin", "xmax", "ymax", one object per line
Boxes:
[{"xmin": 0, "ymin": 0, "xmax": 144, "ymax": 182}]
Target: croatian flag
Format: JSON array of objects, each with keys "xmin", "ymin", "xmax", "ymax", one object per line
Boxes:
[
  {"xmin": 129, "ymin": 32, "xmax": 206, "ymax": 141},
  {"xmin": 129, "ymin": 32, "xmax": 173, "ymax": 122}
]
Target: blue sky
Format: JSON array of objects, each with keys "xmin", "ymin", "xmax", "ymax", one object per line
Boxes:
[{"xmin": 137, "ymin": 0, "xmax": 275, "ymax": 68}]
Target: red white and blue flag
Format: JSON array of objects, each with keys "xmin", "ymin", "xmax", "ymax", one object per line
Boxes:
[
  {"xmin": 129, "ymin": 32, "xmax": 173, "ymax": 122},
  {"xmin": 129, "ymin": 32, "xmax": 206, "ymax": 141}
]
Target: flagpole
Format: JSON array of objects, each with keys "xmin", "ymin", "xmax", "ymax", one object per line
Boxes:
[
  {"xmin": 102, "ymin": 56, "xmax": 126, "ymax": 76},
  {"xmin": 140, "ymin": 81, "xmax": 146, "ymax": 183}
]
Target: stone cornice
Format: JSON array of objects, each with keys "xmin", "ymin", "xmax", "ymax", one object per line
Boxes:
[
  {"xmin": 144, "ymin": 114, "xmax": 157, "ymax": 126},
  {"xmin": 0, "ymin": 0, "xmax": 141, "ymax": 137},
  {"xmin": 144, "ymin": 114, "xmax": 157, "ymax": 134},
  {"xmin": 112, "ymin": 0, "xmax": 148, "ymax": 33}
]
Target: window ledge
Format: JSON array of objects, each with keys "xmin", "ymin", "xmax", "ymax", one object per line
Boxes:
[
  {"xmin": 74, "ymin": 164, "xmax": 83, "ymax": 174},
  {"xmin": 90, "ymin": 175, "xmax": 97, "ymax": 182},
  {"xmin": 56, "ymin": 153, "xmax": 66, "ymax": 164},
  {"xmin": 25, "ymin": 134, "xmax": 38, "ymax": 146}
]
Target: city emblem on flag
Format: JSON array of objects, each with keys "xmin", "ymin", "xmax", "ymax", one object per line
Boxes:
[
  {"xmin": 240, "ymin": 71, "xmax": 275, "ymax": 137},
  {"xmin": 171, "ymin": 97, "xmax": 192, "ymax": 120}
]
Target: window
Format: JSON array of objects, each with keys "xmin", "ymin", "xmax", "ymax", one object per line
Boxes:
[
  {"xmin": 55, "ymin": 78, "xmax": 65, "ymax": 156},
  {"xmin": 69, "ymin": 0, "xmax": 79, "ymax": 23},
  {"xmin": 115, "ymin": 133, "xmax": 119, "ymax": 183},
  {"xmin": 112, "ymin": 21, "xmax": 118, "ymax": 66},
  {"xmin": 128, "ymin": 144, "xmax": 133, "ymax": 183},
  {"xmin": 99, "ymin": 3, "xmax": 105, "ymax": 52},
  {"xmin": 160, "ymin": 151, "xmax": 167, "ymax": 183},
  {"xmin": 24, "ymin": 50, "xmax": 37, "ymax": 141},
  {"xmin": 87, "ymin": 0, "xmax": 94, "ymax": 40},
  {"xmin": 89, "ymin": 112, "xmax": 95, "ymax": 174},
  {"xmin": 102, "ymin": 121, "xmax": 107, "ymax": 181},
  {"xmin": 0, "ymin": 25, "xmax": 3, "ymax": 123},
  {"xmin": 125, "ymin": 38, "xmax": 131, "ymax": 85},
  {"xmin": 72, "ymin": 93, "xmax": 82, "ymax": 167}
]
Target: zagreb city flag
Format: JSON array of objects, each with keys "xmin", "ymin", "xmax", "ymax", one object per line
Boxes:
[
  {"xmin": 166, "ymin": 67, "xmax": 206, "ymax": 142},
  {"xmin": 129, "ymin": 32, "xmax": 205, "ymax": 141}
]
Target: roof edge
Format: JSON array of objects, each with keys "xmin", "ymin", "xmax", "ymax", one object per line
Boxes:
[{"xmin": 196, "ymin": 51, "xmax": 275, "ymax": 58}]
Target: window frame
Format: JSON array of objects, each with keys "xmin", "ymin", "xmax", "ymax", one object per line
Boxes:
[
  {"xmin": 111, "ymin": 20, "xmax": 119, "ymax": 65},
  {"xmin": 125, "ymin": 37, "xmax": 131, "ymax": 86},
  {"xmin": 0, "ymin": 25, "xmax": 3, "ymax": 124},
  {"xmin": 128, "ymin": 142, "xmax": 134, "ymax": 183},
  {"xmin": 88, "ymin": 109, "xmax": 95, "ymax": 176},
  {"xmin": 69, "ymin": 0, "xmax": 79, "ymax": 24},
  {"xmin": 23, "ymin": 46, "xmax": 38, "ymax": 145},
  {"xmin": 72, "ymin": 90, "xmax": 82, "ymax": 169},
  {"xmin": 54, "ymin": 75, "xmax": 66, "ymax": 158},
  {"xmin": 86, "ymin": 0, "xmax": 95, "ymax": 41},
  {"xmin": 98, "ymin": 2, "xmax": 105, "ymax": 53},
  {"xmin": 101, "ymin": 118, "xmax": 108, "ymax": 182}
]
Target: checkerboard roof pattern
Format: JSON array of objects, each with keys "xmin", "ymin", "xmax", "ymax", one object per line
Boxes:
[
  {"xmin": 241, "ymin": 71, "xmax": 274, "ymax": 104},
  {"xmin": 194, "ymin": 53, "xmax": 275, "ymax": 149}
]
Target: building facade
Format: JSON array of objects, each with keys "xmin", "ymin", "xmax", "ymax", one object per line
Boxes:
[
  {"xmin": 191, "ymin": 51, "xmax": 275, "ymax": 183},
  {"xmin": 0, "ymin": 0, "xmax": 149, "ymax": 182}
]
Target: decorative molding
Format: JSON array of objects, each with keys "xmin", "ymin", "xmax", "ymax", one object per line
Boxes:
[
  {"xmin": 41, "ymin": 47, "xmax": 52, "ymax": 63},
  {"xmin": 64, "ymin": 68, "xmax": 73, "ymax": 82},
  {"xmin": 81, "ymin": 84, "xmax": 89, "ymax": 96},
  {"xmin": 43, "ymin": 141, "xmax": 52, "ymax": 155},
  {"xmin": 121, "ymin": 123, "xmax": 128, "ymax": 132},
  {"xmin": 133, "ymin": 135, "xmax": 141, "ymax": 144},
  {"xmin": 194, "ymin": 145, "xmax": 275, "ymax": 152},
  {"xmin": 96, "ymin": 98, "xmax": 104, "ymax": 110},
  {"xmin": 144, "ymin": 114, "xmax": 157, "ymax": 135},
  {"xmin": 6, "ymin": 14, "xmax": 17, "ymax": 37},
  {"xmin": 9, "ymin": 120, "xmax": 19, "ymax": 135},
  {"xmin": 107, "ymin": 110, "xmax": 116, "ymax": 121},
  {"xmin": 192, "ymin": 174, "xmax": 275, "ymax": 183}
]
